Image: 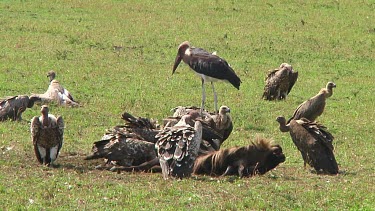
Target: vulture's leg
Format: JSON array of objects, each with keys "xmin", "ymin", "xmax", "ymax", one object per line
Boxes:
[
  {"xmin": 238, "ymin": 164, "xmax": 245, "ymax": 178},
  {"xmin": 200, "ymin": 78, "xmax": 206, "ymax": 115},
  {"xmin": 211, "ymin": 82, "xmax": 218, "ymax": 113}
]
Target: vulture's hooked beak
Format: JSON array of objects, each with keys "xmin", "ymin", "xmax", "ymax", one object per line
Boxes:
[{"xmin": 172, "ymin": 54, "xmax": 182, "ymax": 75}]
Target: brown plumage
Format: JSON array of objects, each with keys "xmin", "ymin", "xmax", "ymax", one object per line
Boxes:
[
  {"xmin": 120, "ymin": 112, "xmax": 160, "ymax": 143},
  {"xmin": 0, "ymin": 95, "xmax": 40, "ymax": 121},
  {"xmin": 33, "ymin": 71, "xmax": 79, "ymax": 107},
  {"xmin": 288, "ymin": 82, "xmax": 336, "ymax": 123},
  {"xmin": 263, "ymin": 63, "xmax": 298, "ymax": 100},
  {"xmin": 156, "ymin": 113, "xmax": 203, "ymax": 179},
  {"xmin": 164, "ymin": 105, "xmax": 233, "ymax": 152},
  {"xmin": 84, "ymin": 128, "xmax": 157, "ymax": 168},
  {"xmin": 85, "ymin": 112, "xmax": 160, "ymax": 169},
  {"xmin": 30, "ymin": 105, "xmax": 64, "ymax": 166},
  {"xmin": 276, "ymin": 116, "xmax": 338, "ymax": 174},
  {"xmin": 193, "ymin": 137, "xmax": 285, "ymax": 177}
]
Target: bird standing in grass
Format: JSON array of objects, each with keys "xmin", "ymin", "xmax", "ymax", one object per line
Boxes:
[
  {"xmin": 288, "ymin": 82, "xmax": 336, "ymax": 123},
  {"xmin": 276, "ymin": 116, "xmax": 338, "ymax": 174},
  {"xmin": 0, "ymin": 95, "xmax": 40, "ymax": 121},
  {"xmin": 30, "ymin": 105, "xmax": 64, "ymax": 166},
  {"xmin": 156, "ymin": 113, "xmax": 203, "ymax": 179},
  {"xmin": 172, "ymin": 41, "xmax": 241, "ymax": 114},
  {"xmin": 262, "ymin": 63, "xmax": 298, "ymax": 100}
]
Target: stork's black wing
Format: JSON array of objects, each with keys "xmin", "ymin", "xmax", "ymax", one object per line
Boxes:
[{"xmin": 188, "ymin": 48, "xmax": 241, "ymax": 89}]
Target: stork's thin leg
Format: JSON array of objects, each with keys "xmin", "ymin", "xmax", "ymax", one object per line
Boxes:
[
  {"xmin": 211, "ymin": 82, "xmax": 218, "ymax": 113},
  {"xmin": 201, "ymin": 79, "xmax": 206, "ymax": 115}
]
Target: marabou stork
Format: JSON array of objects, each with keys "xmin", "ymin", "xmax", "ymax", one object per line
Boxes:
[{"xmin": 172, "ymin": 41, "xmax": 241, "ymax": 113}]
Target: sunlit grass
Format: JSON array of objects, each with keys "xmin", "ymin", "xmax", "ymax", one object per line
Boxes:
[{"xmin": 0, "ymin": 0, "xmax": 374, "ymax": 210}]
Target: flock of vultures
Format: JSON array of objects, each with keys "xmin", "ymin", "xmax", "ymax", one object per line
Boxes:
[{"xmin": 0, "ymin": 41, "xmax": 339, "ymax": 180}]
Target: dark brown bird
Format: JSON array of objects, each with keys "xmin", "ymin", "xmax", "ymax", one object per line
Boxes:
[
  {"xmin": 262, "ymin": 63, "xmax": 298, "ymax": 100},
  {"xmin": 172, "ymin": 41, "xmax": 241, "ymax": 113},
  {"xmin": 120, "ymin": 112, "xmax": 160, "ymax": 143},
  {"xmin": 276, "ymin": 116, "xmax": 338, "ymax": 174},
  {"xmin": 0, "ymin": 95, "xmax": 40, "ymax": 121},
  {"xmin": 193, "ymin": 137, "xmax": 285, "ymax": 177},
  {"xmin": 156, "ymin": 113, "xmax": 203, "ymax": 179},
  {"xmin": 85, "ymin": 111, "xmax": 160, "ymax": 169},
  {"xmin": 288, "ymin": 82, "xmax": 336, "ymax": 123},
  {"xmin": 30, "ymin": 105, "xmax": 64, "ymax": 166},
  {"xmin": 84, "ymin": 126, "xmax": 157, "ymax": 169}
]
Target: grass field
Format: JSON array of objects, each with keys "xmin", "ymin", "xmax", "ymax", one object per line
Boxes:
[{"xmin": 0, "ymin": 0, "xmax": 374, "ymax": 210}]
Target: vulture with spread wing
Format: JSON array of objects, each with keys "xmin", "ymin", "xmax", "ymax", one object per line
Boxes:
[
  {"xmin": 85, "ymin": 112, "xmax": 160, "ymax": 170},
  {"xmin": 0, "ymin": 95, "xmax": 40, "ymax": 121},
  {"xmin": 156, "ymin": 113, "xmax": 203, "ymax": 179},
  {"xmin": 276, "ymin": 116, "xmax": 338, "ymax": 174},
  {"xmin": 30, "ymin": 105, "xmax": 64, "ymax": 166},
  {"xmin": 288, "ymin": 82, "xmax": 336, "ymax": 123},
  {"xmin": 262, "ymin": 63, "xmax": 298, "ymax": 100}
]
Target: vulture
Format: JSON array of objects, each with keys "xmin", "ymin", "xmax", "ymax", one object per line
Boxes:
[
  {"xmin": 193, "ymin": 137, "xmax": 285, "ymax": 177},
  {"xmin": 33, "ymin": 71, "xmax": 79, "ymax": 107},
  {"xmin": 30, "ymin": 105, "xmax": 64, "ymax": 166},
  {"xmin": 85, "ymin": 111, "xmax": 160, "ymax": 169},
  {"xmin": 262, "ymin": 63, "xmax": 298, "ymax": 100},
  {"xmin": 288, "ymin": 82, "xmax": 336, "ymax": 123},
  {"xmin": 164, "ymin": 105, "xmax": 233, "ymax": 152},
  {"xmin": 156, "ymin": 113, "xmax": 203, "ymax": 179},
  {"xmin": 84, "ymin": 128, "xmax": 157, "ymax": 169},
  {"xmin": 172, "ymin": 41, "xmax": 241, "ymax": 113},
  {"xmin": 0, "ymin": 95, "xmax": 40, "ymax": 121},
  {"xmin": 276, "ymin": 116, "xmax": 338, "ymax": 174}
]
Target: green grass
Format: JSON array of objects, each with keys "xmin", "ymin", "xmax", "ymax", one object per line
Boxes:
[{"xmin": 0, "ymin": 0, "xmax": 374, "ymax": 210}]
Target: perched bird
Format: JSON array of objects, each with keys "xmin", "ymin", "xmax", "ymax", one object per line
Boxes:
[
  {"xmin": 172, "ymin": 41, "xmax": 241, "ymax": 113},
  {"xmin": 30, "ymin": 105, "xmax": 64, "ymax": 166},
  {"xmin": 276, "ymin": 116, "xmax": 338, "ymax": 174},
  {"xmin": 288, "ymin": 82, "xmax": 336, "ymax": 123},
  {"xmin": 262, "ymin": 63, "xmax": 298, "ymax": 100},
  {"xmin": 193, "ymin": 137, "xmax": 285, "ymax": 177},
  {"xmin": 0, "ymin": 95, "xmax": 40, "ymax": 121},
  {"xmin": 156, "ymin": 113, "xmax": 203, "ymax": 179}
]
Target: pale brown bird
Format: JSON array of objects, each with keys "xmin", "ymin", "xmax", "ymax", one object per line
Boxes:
[
  {"xmin": 164, "ymin": 105, "xmax": 233, "ymax": 152},
  {"xmin": 0, "ymin": 95, "xmax": 40, "ymax": 121},
  {"xmin": 288, "ymin": 82, "xmax": 336, "ymax": 123},
  {"xmin": 32, "ymin": 71, "xmax": 79, "ymax": 106},
  {"xmin": 262, "ymin": 63, "xmax": 298, "ymax": 100},
  {"xmin": 193, "ymin": 137, "xmax": 285, "ymax": 177},
  {"xmin": 156, "ymin": 113, "xmax": 203, "ymax": 179},
  {"xmin": 276, "ymin": 116, "xmax": 338, "ymax": 174},
  {"xmin": 30, "ymin": 105, "xmax": 64, "ymax": 166}
]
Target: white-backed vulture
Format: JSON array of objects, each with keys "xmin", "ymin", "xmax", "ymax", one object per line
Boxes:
[
  {"xmin": 164, "ymin": 105, "xmax": 233, "ymax": 152},
  {"xmin": 193, "ymin": 137, "xmax": 285, "ymax": 177},
  {"xmin": 288, "ymin": 82, "xmax": 336, "ymax": 123},
  {"xmin": 262, "ymin": 63, "xmax": 298, "ymax": 100},
  {"xmin": 276, "ymin": 116, "xmax": 338, "ymax": 174},
  {"xmin": 33, "ymin": 71, "xmax": 79, "ymax": 107},
  {"xmin": 30, "ymin": 105, "xmax": 64, "ymax": 166},
  {"xmin": 156, "ymin": 113, "xmax": 203, "ymax": 179},
  {"xmin": 0, "ymin": 95, "xmax": 40, "ymax": 121}
]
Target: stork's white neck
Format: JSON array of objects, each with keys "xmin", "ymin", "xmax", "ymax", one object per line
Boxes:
[{"xmin": 184, "ymin": 48, "xmax": 191, "ymax": 56}]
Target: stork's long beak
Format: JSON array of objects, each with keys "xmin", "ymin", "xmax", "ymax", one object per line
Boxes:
[{"xmin": 172, "ymin": 54, "xmax": 182, "ymax": 75}]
